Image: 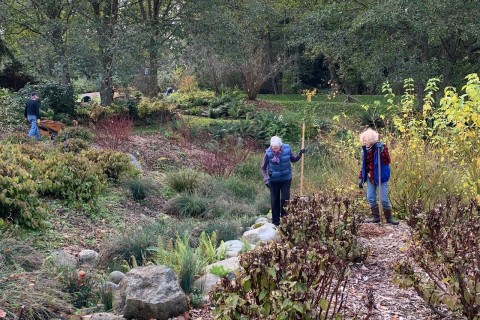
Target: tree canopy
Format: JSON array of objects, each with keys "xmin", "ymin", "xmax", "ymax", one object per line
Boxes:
[{"xmin": 0, "ymin": 0, "xmax": 478, "ymax": 101}]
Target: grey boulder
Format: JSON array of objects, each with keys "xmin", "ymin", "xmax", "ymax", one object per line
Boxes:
[{"xmin": 113, "ymin": 265, "xmax": 188, "ymax": 320}]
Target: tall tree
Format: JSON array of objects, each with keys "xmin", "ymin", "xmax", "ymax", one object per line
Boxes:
[
  {"xmin": 0, "ymin": 0, "xmax": 78, "ymax": 84},
  {"xmin": 187, "ymin": 0, "xmax": 287, "ymax": 100},
  {"xmin": 135, "ymin": 0, "xmax": 184, "ymax": 97},
  {"xmin": 88, "ymin": 0, "xmax": 119, "ymax": 106}
]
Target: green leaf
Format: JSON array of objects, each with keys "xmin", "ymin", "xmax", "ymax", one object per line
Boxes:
[
  {"xmin": 320, "ymin": 298, "xmax": 328, "ymax": 311},
  {"xmin": 258, "ymin": 290, "xmax": 268, "ymax": 301}
]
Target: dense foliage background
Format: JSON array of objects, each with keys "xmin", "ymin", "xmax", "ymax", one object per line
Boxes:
[{"xmin": 0, "ymin": 0, "xmax": 479, "ymax": 102}]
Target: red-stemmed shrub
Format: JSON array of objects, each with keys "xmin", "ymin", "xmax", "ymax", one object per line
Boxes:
[{"xmin": 93, "ymin": 116, "xmax": 133, "ymax": 150}]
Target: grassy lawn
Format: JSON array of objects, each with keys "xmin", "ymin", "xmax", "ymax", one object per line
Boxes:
[{"xmin": 258, "ymin": 94, "xmax": 393, "ymax": 119}]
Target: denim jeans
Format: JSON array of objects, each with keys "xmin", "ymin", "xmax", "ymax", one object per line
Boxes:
[
  {"xmin": 366, "ymin": 179, "xmax": 391, "ymax": 209},
  {"xmin": 27, "ymin": 115, "xmax": 41, "ymax": 141},
  {"xmin": 269, "ymin": 179, "xmax": 292, "ymax": 226}
]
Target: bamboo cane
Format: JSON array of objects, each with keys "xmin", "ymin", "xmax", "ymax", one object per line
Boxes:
[
  {"xmin": 300, "ymin": 123, "xmax": 305, "ymax": 195},
  {"xmin": 377, "ymin": 143, "xmax": 383, "ymax": 224}
]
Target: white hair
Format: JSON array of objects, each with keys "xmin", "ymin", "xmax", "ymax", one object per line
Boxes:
[
  {"xmin": 270, "ymin": 136, "xmax": 283, "ymax": 147},
  {"xmin": 360, "ymin": 128, "xmax": 379, "ymax": 145}
]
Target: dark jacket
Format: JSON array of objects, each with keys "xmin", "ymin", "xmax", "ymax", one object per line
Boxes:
[
  {"xmin": 360, "ymin": 142, "xmax": 391, "ymax": 184},
  {"xmin": 24, "ymin": 99, "xmax": 40, "ymax": 118}
]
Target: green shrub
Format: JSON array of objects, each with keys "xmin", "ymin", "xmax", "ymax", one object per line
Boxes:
[
  {"xmin": 0, "ymin": 146, "xmax": 46, "ymax": 229},
  {"xmin": 57, "ymin": 267, "xmax": 98, "ymax": 309},
  {"xmin": 3, "ymin": 132, "xmax": 35, "ymax": 144},
  {"xmin": 165, "ymin": 169, "xmax": 200, "ymax": 194},
  {"xmin": 250, "ymin": 111, "xmax": 300, "ymax": 143},
  {"xmin": 0, "ymin": 88, "xmax": 24, "ymax": 130},
  {"xmin": 39, "ymin": 82, "xmax": 77, "ymax": 120},
  {"xmin": 168, "ymin": 89, "xmax": 215, "ymax": 108},
  {"xmin": 223, "ymin": 177, "xmax": 256, "ymax": 201},
  {"xmin": 59, "ymin": 138, "xmax": 90, "ymax": 154},
  {"xmin": 212, "ymin": 241, "xmax": 350, "ymax": 319},
  {"xmin": 100, "ymin": 219, "xmax": 196, "ymax": 268},
  {"xmin": 233, "ymin": 155, "xmax": 263, "ymax": 181},
  {"xmin": 189, "ymin": 288, "xmax": 204, "ymax": 308},
  {"xmin": 72, "ymin": 76, "xmax": 98, "ymax": 94},
  {"xmin": 165, "ymin": 193, "xmax": 209, "ymax": 217},
  {"xmin": 56, "ymin": 126, "xmax": 94, "ymax": 142},
  {"xmin": 209, "ymin": 265, "xmax": 231, "ymax": 277},
  {"xmin": 81, "ymin": 149, "xmax": 138, "ymax": 181},
  {"xmin": 203, "ymin": 219, "xmax": 244, "ymax": 242},
  {"xmin": 137, "ymin": 97, "xmax": 173, "ymax": 121},
  {"xmin": 40, "ymin": 153, "xmax": 106, "ymax": 204}
]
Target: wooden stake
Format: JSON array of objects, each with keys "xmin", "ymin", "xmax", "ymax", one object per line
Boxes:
[
  {"xmin": 300, "ymin": 123, "xmax": 305, "ymax": 195},
  {"xmin": 377, "ymin": 144, "xmax": 383, "ymax": 224}
]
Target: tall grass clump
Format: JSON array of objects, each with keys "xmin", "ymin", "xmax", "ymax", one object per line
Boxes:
[
  {"xmin": 125, "ymin": 176, "xmax": 157, "ymax": 201},
  {"xmin": 222, "ymin": 177, "xmax": 256, "ymax": 201},
  {"xmin": 165, "ymin": 193, "xmax": 209, "ymax": 217},
  {"xmin": 165, "ymin": 169, "xmax": 200, "ymax": 194}
]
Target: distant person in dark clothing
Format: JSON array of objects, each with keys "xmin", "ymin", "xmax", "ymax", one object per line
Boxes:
[
  {"xmin": 81, "ymin": 95, "xmax": 91, "ymax": 103},
  {"xmin": 164, "ymin": 87, "xmax": 174, "ymax": 95},
  {"xmin": 24, "ymin": 92, "xmax": 41, "ymax": 141}
]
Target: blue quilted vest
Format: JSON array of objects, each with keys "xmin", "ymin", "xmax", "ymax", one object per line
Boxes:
[
  {"xmin": 361, "ymin": 142, "xmax": 390, "ymax": 184},
  {"xmin": 266, "ymin": 144, "xmax": 292, "ymax": 182}
]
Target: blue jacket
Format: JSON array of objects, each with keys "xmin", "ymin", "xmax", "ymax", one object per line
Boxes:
[
  {"xmin": 361, "ymin": 142, "xmax": 390, "ymax": 184},
  {"xmin": 266, "ymin": 144, "xmax": 292, "ymax": 182}
]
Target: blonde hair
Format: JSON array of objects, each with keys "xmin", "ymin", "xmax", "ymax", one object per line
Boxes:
[
  {"xmin": 360, "ymin": 128, "xmax": 379, "ymax": 145},
  {"xmin": 270, "ymin": 136, "xmax": 283, "ymax": 147}
]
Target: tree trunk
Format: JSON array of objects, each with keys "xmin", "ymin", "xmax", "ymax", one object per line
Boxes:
[
  {"xmin": 91, "ymin": 0, "xmax": 118, "ymax": 106},
  {"xmin": 147, "ymin": 37, "xmax": 159, "ymax": 97},
  {"xmin": 100, "ymin": 54, "xmax": 114, "ymax": 106}
]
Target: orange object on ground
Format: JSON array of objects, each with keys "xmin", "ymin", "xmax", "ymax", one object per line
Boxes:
[{"xmin": 38, "ymin": 119, "xmax": 64, "ymax": 139}]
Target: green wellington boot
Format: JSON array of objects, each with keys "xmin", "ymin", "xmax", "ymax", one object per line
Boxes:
[
  {"xmin": 384, "ymin": 208, "xmax": 399, "ymax": 225},
  {"xmin": 366, "ymin": 205, "xmax": 380, "ymax": 223}
]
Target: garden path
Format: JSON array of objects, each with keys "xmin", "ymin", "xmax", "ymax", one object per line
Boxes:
[{"xmin": 343, "ymin": 222, "xmax": 445, "ymax": 319}]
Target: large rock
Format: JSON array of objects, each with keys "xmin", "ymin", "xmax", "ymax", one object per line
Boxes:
[
  {"xmin": 127, "ymin": 153, "xmax": 142, "ymax": 171},
  {"xmin": 205, "ymin": 257, "xmax": 240, "ymax": 274},
  {"xmin": 89, "ymin": 313, "xmax": 124, "ymax": 320},
  {"xmin": 109, "ymin": 271, "xmax": 125, "ymax": 284},
  {"xmin": 50, "ymin": 250, "xmax": 77, "ymax": 269},
  {"xmin": 222, "ymin": 240, "xmax": 244, "ymax": 258},
  {"xmin": 254, "ymin": 217, "xmax": 269, "ymax": 224},
  {"xmin": 78, "ymin": 249, "xmax": 100, "ymax": 265},
  {"xmin": 113, "ymin": 265, "xmax": 188, "ymax": 320},
  {"xmin": 242, "ymin": 222, "xmax": 278, "ymax": 245},
  {"xmin": 193, "ymin": 273, "xmax": 221, "ymax": 295}
]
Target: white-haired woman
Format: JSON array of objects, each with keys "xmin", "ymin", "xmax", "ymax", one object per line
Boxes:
[
  {"xmin": 261, "ymin": 136, "xmax": 304, "ymax": 226},
  {"xmin": 358, "ymin": 128, "xmax": 398, "ymax": 225}
]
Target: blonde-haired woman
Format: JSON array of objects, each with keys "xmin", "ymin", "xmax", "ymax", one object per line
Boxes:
[
  {"xmin": 358, "ymin": 129, "xmax": 398, "ymax": 225},
  {"xmin": 261, "ymin": 136, "xmax": 304, "ymax": 226}
]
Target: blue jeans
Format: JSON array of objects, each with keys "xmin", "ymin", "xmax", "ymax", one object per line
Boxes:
[
  {"xmin": 366, "ymin": 179, "xmax": 391, "ymax": 209},
  {"xmin": 27, "ymin": 115, "xmax": 41, "ymax": 141}
]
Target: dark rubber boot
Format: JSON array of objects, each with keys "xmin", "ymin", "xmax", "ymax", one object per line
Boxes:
[
  {"xmin": 366, "ymin": 206, "xmax": 380, "ymax": 223},
  {"xmin": 384, "ymin": 208, "xmax": 399, "ymax": 225}
]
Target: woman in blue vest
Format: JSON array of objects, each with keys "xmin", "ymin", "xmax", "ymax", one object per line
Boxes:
[
  {"xmin": 358, "ymin": 129, "xmax": 398, "ymax": 225},
  {"xmin": 261, "ymin": 136, "xmax": 305, "ymax": 226}
]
